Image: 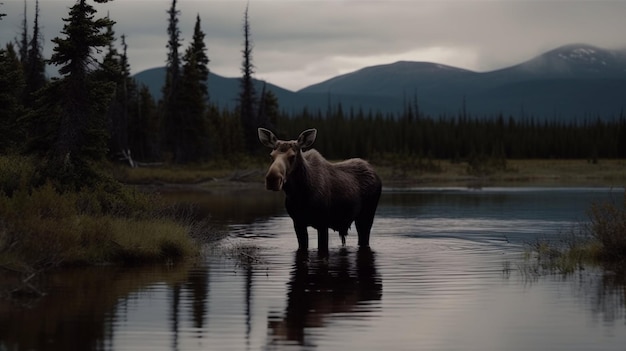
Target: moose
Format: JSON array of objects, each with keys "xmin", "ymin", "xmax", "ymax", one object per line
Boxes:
[{"xmin": 258, "ymin": 128, "xmax": 382, "ymax": 252}]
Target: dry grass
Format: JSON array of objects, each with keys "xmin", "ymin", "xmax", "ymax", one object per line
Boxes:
[
  {"xmin": 0, "ymin": 182, "xmax": 200, "ymax": 270},
  {"xmin": 0, "ymin": 155, "xmax": 211, "ymax": 272},
  {"xmin": 113, "ymin": 156, "xmax": 269, "ymax": 185},
  {"xmin": 376, "ymin": 158, "xmax": 626, "ymax": 186},
  {"xmin": 504, "ymin": 159, "xmax": 626, "ymax": 185},
  {"xmin": 113, "ymin": 164, "xmax": 231, "ymax": 184}
]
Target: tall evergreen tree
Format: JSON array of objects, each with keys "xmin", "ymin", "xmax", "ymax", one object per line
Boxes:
[
  {"xmin": 238, "ymin": 4, "xmax": 258, "ymax": 153},
  {"xmin": 30, "ymin": 0, "xmax": 116, "ymax": 188},
  {"xmin": 97, "ymin": 19, "xmax": 130, "ymax": 158},
  {"xmin": 189, "ymin": 14, "xmax": 209, "ymax": 99},
  {"xmin": 258, "ymin": 82, "xmax": 278, "ymax": 131},
  {"xmin": 0, "ymin": 44, "xmax": 25, "ymax": 152},
  {"xmin": 22, "ymin": 0, "xmax": 46, "ymax": 107},
  {"xmin": 18, "ymin": 1, "xmax": 28, "ymax": 63},
  {"xmin": 161, "ymin": 0, "xmax": 183, "ymax": 160},
  {"xmin": 175, "ymin": 14, "xmax": 210, "ymax": 163},
  {"xmin": 128, "ymin": 85, "xmax": 160, "ymax": 161},
  {"xmin": 163, "ymin": 0, "xmax": 181, "ymax": 100}
]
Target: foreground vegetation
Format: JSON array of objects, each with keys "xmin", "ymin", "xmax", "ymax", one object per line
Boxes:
[
  {"xmin": 0, "ymin": 155, "xmax": 216, "ymax": 275},
  {"xmin": 526, "ymin": 190, "xmax": 626, "ymax": 275}
]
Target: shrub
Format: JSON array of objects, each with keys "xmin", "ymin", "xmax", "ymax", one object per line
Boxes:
[
  {"xmin": 0, "ymin": 155, "xmax": 37, "ymax": 196},
  {"xmin": 0, "ymin": 182, "xmax": 80, "ymax": 269},
  {"xmin": 587, "ymin": 191, "xmax": 626, "ymax": 261},
  {"xmin": 524, "ymin": 190, "xmax": 626, "ymax": 275}
]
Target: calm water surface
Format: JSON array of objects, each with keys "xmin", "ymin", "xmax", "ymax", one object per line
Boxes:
[{"xmin": 1, "ymin": 186, "xmax": 626, "ymax": 350}]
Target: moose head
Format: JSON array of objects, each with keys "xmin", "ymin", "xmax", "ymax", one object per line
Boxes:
[{"xmin": 258, "ymin": 128, "xmax": 317, "ymax": 191}]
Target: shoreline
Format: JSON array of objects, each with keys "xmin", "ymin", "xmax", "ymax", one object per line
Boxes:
[{"xmin": 120, "ymin": 158, "xmax": 626, "ymax": 191}]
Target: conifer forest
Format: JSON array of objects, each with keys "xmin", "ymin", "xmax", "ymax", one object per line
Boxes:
[{"xmin": 1, "ymin": 0, "xmax": 624, "ymax": 189}]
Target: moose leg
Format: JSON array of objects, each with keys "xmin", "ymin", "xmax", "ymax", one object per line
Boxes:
[
  {"xmin": 317, "ymin": 227, "xmax": 329, "ymax": 254},
  {"xmin": 294, "ymin": 224, "xmax": 309, "ymax": 250},
  {"xmin": 355, "ymin": 212, "xmax": 375, "ymax": 247},
  {"xmin": 339, "ymin": 230, "xmax": 348, "ymax": 247},
  {"xmin": 356, "ymin": 187, "xmax": 381, "ymax": 247}
]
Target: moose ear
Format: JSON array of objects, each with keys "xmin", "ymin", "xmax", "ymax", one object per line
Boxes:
[
  {"xmin": 297, "ymin": 129, "xmax": 317, "ymax": 149},
  {"xmin": 258, "ymin": 128, "xmax": 278, "ymax": 148}
]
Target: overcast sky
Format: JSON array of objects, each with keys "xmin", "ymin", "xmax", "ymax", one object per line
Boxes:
[{"xmin": 1, "ymin": 0, "xmax": 626, "ymax": 91}]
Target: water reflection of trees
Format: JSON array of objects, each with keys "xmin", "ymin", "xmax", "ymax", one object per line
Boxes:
[
  {"xmin": 0, "ymin": 264, "xmax": 209, "ymax": 351},
  {"xmin": 267, "ymin": 248, "xmax": 382, "ymax": 347}
]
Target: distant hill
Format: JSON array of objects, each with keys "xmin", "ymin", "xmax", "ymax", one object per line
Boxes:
[
  {"xmin": 133, "ymin": 67, "xmax": 298, "ymax": 111},
  {"xmin": 134, "ymin": 44, "xmax": 626, "ymax": 120}
]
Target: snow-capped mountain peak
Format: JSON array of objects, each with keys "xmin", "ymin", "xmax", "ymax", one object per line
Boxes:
[{"xmin": 516, "ymin": 44, "xmax": 626, "ymax": 76}]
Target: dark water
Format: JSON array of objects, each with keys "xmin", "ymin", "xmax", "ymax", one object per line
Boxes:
[{"xmin": 1, "ymin": 186, "xmax": 626, "ymax": 350}]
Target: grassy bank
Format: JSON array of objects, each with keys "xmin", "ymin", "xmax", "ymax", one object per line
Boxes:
[{"xmin": 0, "ymin": 155, "xmax": 218, "ymax": 274}]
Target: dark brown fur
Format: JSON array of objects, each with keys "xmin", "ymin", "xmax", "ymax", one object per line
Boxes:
[{"xmin": 259, "ymin": 128, "xmax": 382, "ymax": 252}]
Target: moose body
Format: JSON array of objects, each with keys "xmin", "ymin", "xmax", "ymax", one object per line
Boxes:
[{"xmin": 258, "ymin": 128, "xmax": 382, "ymax": 252}]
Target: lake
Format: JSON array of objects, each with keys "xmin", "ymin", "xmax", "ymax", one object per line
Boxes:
[{"xmin": 1, "ymin": 186, "xmax": 625, "ymax": 350}]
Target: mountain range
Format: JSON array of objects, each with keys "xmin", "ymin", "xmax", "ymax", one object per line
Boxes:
[{"xmin": 134, "ymin": 44, "xmax": 626, "ymax": 120}]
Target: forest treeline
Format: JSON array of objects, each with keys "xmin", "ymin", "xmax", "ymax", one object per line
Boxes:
[
  {"xmin": 1, "ymin": 0, "xmax": 624, "ymax": 191},
  {"xmin": 275, "ymin": 108, "xmax": 626, "ymax": 161}
]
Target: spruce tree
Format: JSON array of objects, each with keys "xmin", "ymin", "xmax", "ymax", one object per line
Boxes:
[
  {"xmin": 189, "ymin": 14, "xmax": 209, "ymax": 99},
  {"xmin": 17, "ymin": 1, "xmax": 47, "ymax": 108},
  {"xmin": 161, "ymin": 0, "xmax": 182, "ymax": 161},
  {"xmin": 176, "ymin": 14, "xmax": 210, "ymax": 163},
  {"xmin": 238, "ymin": 4, "xmax": 258, "ymax": 153},
  {"xmin": 258, "ymin": 83, "xmax": 278, "ymax": 131},
  {"xmin": 97, "ymin": 19, "xmax": 129, "ymax": 159},
  {"xmin": 0, "ymin": 44, "xmax": 25, "ymax": 152},
  {"xmin": 31, "ymin": 0, "xmax": 116, "ymax": 188},
  {"xmin": 18, "ymin": 1, "xmax": 28, "ymax": 63},
  {"xmin": 128, "ymin": 85, "xmax": 160, "ymax": 161},
  {"xmin": 22, "ymin": 0, "xmax": 46, "ymax": 108}
]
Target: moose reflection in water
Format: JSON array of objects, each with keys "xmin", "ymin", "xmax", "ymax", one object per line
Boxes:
[
  {"xmin": 267, "ymin": 247, "xmax": 382, "ymax": 346},
  {"xmin": 258, "ymin": 128, "xmax": 382, "ymax": 252}
]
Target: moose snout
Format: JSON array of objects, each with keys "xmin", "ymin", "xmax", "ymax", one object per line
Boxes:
[{"xmin": 265, "ymin": 173, "xmax": 283, "ymax": 191}]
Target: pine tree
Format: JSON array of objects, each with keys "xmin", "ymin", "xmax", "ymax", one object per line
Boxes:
[
  {"xmin": 30, "ymin": 0, "xmax": 116, "ymax": 188},
  {"xmin": 189, "ymin": 14, "xmax": 209, "ymax": 99},
  {"xmin": 96, "ymin": 19, "xmax": 130, "ymax": 159},
  {"xmin": 238, "ymin": 4, "xmax": 258, "ymax": 153},
  {"xmin": 16, "ymin": 0, "xmax": 46, "ymax": 108},
  {"xmin": 161, "ymin": 0, "xmax": 182, "ymax": 160},
  {"xmin": 22, "ymin": 0, "xmax": 46, "ymax": 108},
  {"xmin": 258, "ymin": 83, "xmax": 279, "ymax": 131},
  {"xmin": 18, "ymin": 1, "xmax": 28, "ymax": 63},
  {"xmin": 175, "ymin": 14, "xmax": 210, "ymax": 163},
  {"xmin": 128, "ymin": 85, "xmax": 160, "ymax": 161},
  {"xmin": 0, "ymin": 43, "xmax": 25, "ymax": 152}
]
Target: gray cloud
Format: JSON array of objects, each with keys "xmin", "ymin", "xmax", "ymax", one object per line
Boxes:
[{"xmin": 1, "ymin": 0, "xmax": 625, "ymax": 91}]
